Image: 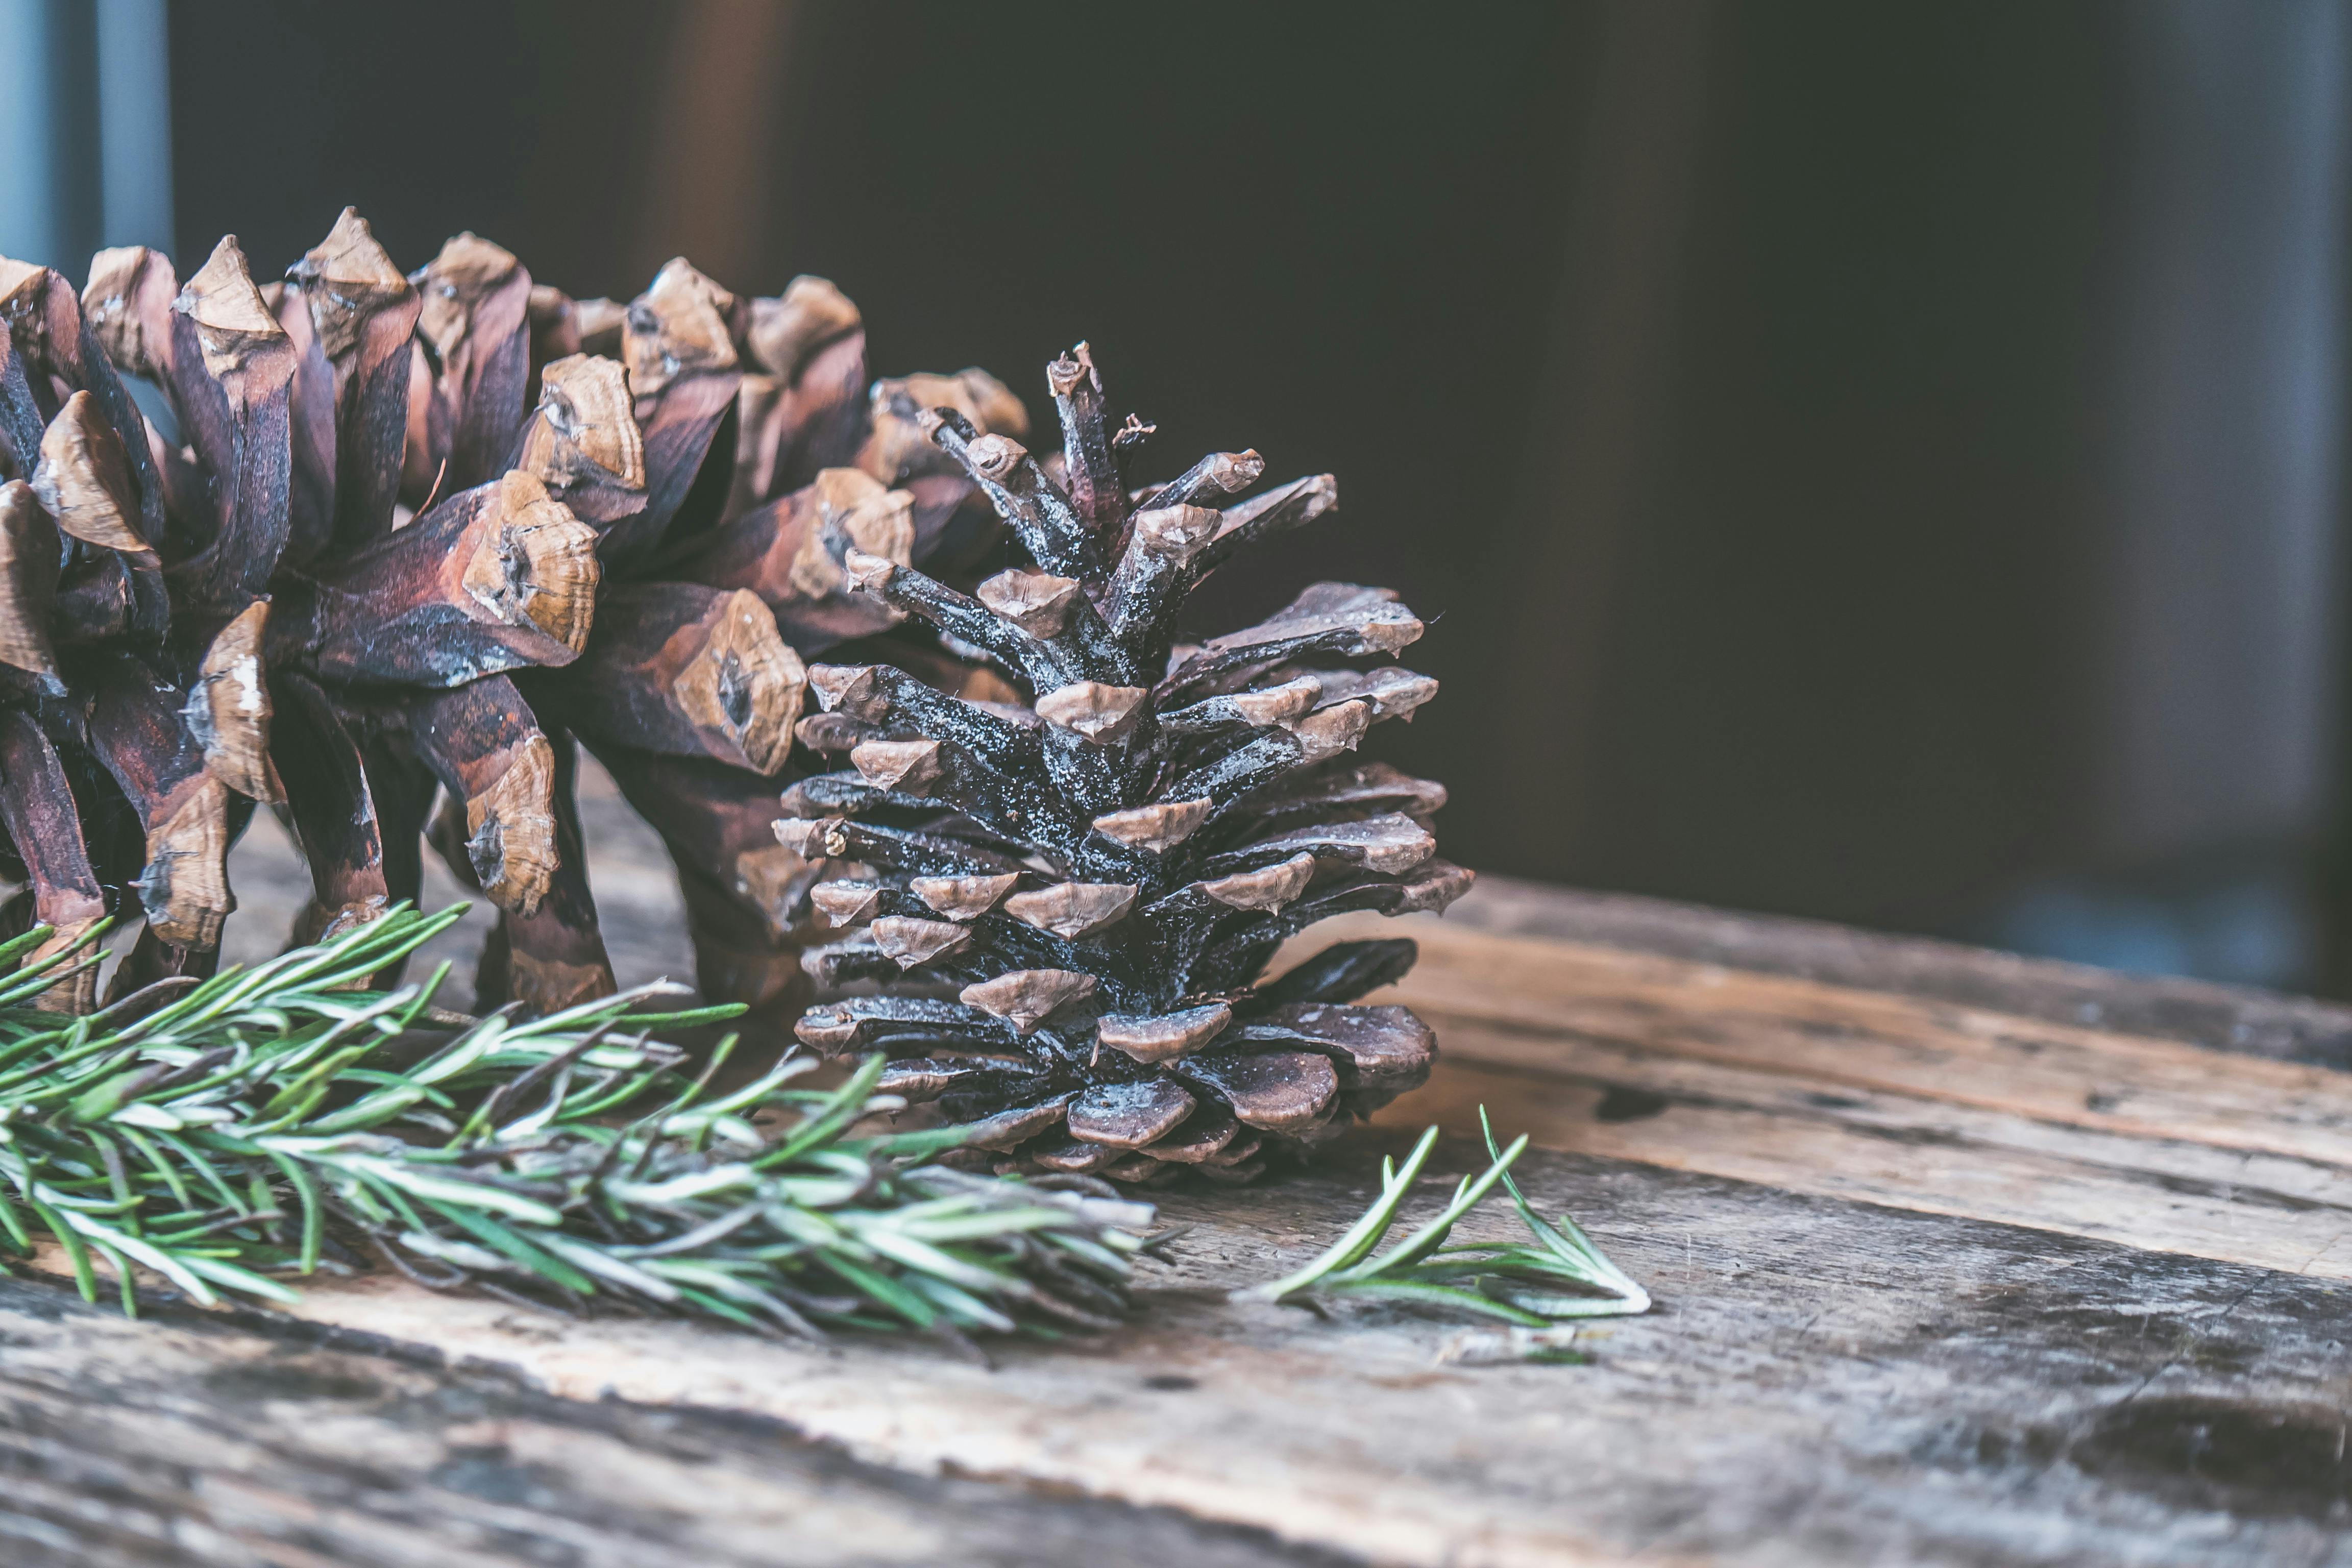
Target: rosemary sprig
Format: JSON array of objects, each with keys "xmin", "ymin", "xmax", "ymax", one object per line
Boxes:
[
  {"xmin": 1236, "ymin": 1108, "xmax": 1650, "ymax": 1326},
  {"xmin": 0, "ymin": 906, "xmax": 1154, "ymax": 1339}
]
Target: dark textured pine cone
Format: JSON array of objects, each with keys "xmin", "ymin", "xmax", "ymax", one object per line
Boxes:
[
  {"xmin": 0, "ymin": 210, "xmax": 1023, "ymax": 1019},
  {"xmin": 787, "ymin": 344, "xmax": 1471, "ymax": 1184}
]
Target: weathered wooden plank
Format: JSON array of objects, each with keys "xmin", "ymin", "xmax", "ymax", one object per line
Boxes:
[
  {"xmin": 1264, "ymin": 913, "xmax": 2352, "ymax": 1280},
  {"xmin": 1326, "ymin": 913, "xmax": 2352, "ymax": 1161},
  {"xmin": 0, "ymin": 1278, "xmax": 1337, "ymax": 1568},
  {"xmin": 19, "ymin": 764, "xmax": 2343, "ymax": 1566},
  {"xmin": 17, "ymin": 1140, "xmax": 2342, "ymax": 1568},
  {"xmin": 1452, "ymin": 874, "xmax": 2352, "ymax": 1069},
  {"xmin": 1400, "ymin": 1050, "xmax": 2352, "ymax": 1278}
]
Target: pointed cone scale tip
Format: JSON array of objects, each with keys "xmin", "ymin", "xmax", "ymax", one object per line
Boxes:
[
  {"xmin": 302, "ymin": 209, "xmax": 405, "ymax": 292},
  {"xmin": 179, "ymin": 235, "xmax": 283, "ymax": 338},
  {"xmin": 624, "ymin": 257, "xmax": 738, "ymax": 394}
]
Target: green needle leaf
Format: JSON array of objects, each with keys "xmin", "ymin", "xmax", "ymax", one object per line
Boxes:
[
  {"xmin": 1236, "ymin": 1111, "xmax": 1650, "ymax": 1336},
  {"xmin": 1233, "ymin": 1126, "xmax": 1440, "ymax": 1303},
  {"xmin": 0, "ymin": 909, "xmax": 1154, "ymax": 1338}
]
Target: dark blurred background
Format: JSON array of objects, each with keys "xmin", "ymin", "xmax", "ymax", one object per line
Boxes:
[{"xmin": 7, "ymin": 0, "xmax": 2349, "ymax": 993}]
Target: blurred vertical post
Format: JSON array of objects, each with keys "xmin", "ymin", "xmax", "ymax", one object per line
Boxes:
[
  {"xmin": 2099, "ymin": 0, "xmax": 2345, "ymax": 864},
  {"xmin": 0, "ymin": 0, "xmax": 169, "ymax": 267},
  {"xmin": 0, "ymin": 0, "xmax": 101, "ymax": 267},
  {"xmin": 0, "ymin": 2, "xmax": 51, "ymax": 262},
  {"xmin": 96, "ymin": 0, "xmax": 175, "ymax": 254},
  {"xmin": 631, "ymin": 0, "xmax": 797, "ymax": 289},
  {"xmin": 1488, "ymin": 1, "xmax": 1714, "ymax": 881},
  {"xmin": 2073, "ymin": 0, "xmax": 2347, "ymax": 987}
]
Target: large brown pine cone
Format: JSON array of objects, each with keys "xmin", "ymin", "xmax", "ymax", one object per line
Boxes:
[{"xmin": 786, "ymin": 343, "xmax": 1469, "ymax": 1184}]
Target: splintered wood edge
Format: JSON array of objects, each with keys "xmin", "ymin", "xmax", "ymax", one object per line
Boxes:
[{"xmin": 18, "ymin": 1132, "xmax": 2345, "ymax": 1568}]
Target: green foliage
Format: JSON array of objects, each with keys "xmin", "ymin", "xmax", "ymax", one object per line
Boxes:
[
  {"xmin": 1236, "ymin": 1109, "xmax": 1650, "ymax": 1327},
  {"xmin": 0, "ymin": 907, "xmax": 1154, "ymax": 1339}
]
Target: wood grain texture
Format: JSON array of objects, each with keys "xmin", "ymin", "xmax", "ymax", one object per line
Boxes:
[
  {"xmin": 1278, "ymin": 910, "xmax": 2352, "ymax": 1280},
  {"xmin": 11, "ymin": 1145, "xmax": 2348, "ymax": 1568},
  {"xmin": 1449, "ymin": 874, "xmax": 2352, "ymax": 1069},
  {"xmin": 8, "ymin": 816, "xmax": 2349, "ymax": 1565},
  {"xmin": 0, "ymin": 1277, "xmax": 1335, "ymax": 1568}
]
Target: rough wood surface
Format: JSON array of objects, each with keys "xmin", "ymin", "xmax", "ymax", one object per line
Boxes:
[
  {"xmin": 5, "ymin": 794, "xmax": 2348, "ymax": 1567},
  {"xmin": 0, "ymin": 1277, "xmax": 1330, "ymax": 1568},
  {"xmin": 8, "ymin": 1145, "xmax": 2347, "ymax": 1568},
  {"xmin": 1449, "ymin": 874, "xmax": 2352, "ymax": 1070},
  {"xmin": 1293, "ymin": 909, "xmax": 2352, "ymax": 1280}
]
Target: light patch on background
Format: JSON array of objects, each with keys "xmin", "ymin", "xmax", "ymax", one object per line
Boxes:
[
  {"xmin": 0, "ymin": 0, "xmax": 172, "ymax": 268},
  {"xmin": 96, "ymin": 0, "xmax": 174, "ymax": 254},
  {"xmin": 0, "ymin": 0, "xmax": 63, "ymax": 265}
]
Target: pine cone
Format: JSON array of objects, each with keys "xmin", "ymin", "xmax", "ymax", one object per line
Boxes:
[
  {"xmin": 0, "ymin": 210, "xmax": 1022, "ymax": 1017},
  {"xmin": 788, "ymin": 345, "xmax": 1470, "ymax": 1184}
]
